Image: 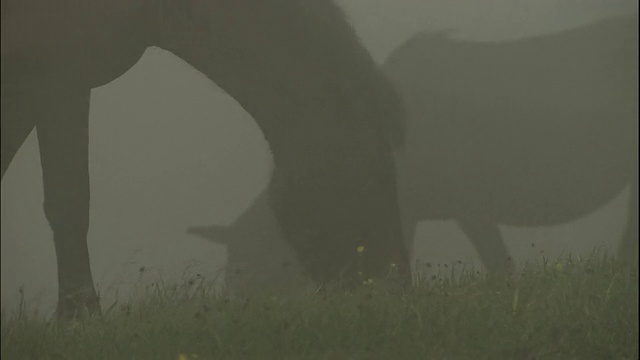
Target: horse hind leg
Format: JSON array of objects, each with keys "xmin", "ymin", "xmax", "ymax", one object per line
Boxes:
[
  {"xmin": 34, "ymin": 86, "xmax": 100, "ymax": 319},
  {"xmin": 457, "ymin": 218, "xmax": 515, "ymax": 275}
]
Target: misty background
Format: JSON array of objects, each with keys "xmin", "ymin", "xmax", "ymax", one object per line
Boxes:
[{"xmin": 2, "ymin": 0, "xmax": 637, "ymax": 314}]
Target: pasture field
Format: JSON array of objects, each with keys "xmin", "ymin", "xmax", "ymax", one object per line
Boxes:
[{"xmin": 2, "ymin": 252, "xmax": 638, "ymax": 360}]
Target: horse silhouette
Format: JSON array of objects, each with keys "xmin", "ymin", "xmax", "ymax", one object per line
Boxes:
[
  {"xmin": 386, "ymin": 15, "xmax": 638, "ymax": 272},
  {"xmin": 1, "ymin": 0, "xmax": 409, "ymax": 318},
  {"xmin": 189, "ymin": 15, "xmax": 638, "ymax": 289}
]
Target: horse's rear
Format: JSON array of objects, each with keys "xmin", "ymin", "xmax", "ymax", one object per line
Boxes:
[
  {"xmin": 387, "ymin": 15, "xmax": 638, "ymax": 226},
  {"xmin": 385, "ymin": 15, "xmax": 637, "ymax": 272}
]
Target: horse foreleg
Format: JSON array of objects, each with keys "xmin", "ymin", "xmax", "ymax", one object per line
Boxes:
[
  {"xmin": 457, "ymin": 219, "xmax": 515, "ymax": 275},
  {"xmin": 1, "ymin": 86, "xmax": 36, "ymax": 179},
  {"xmin": 35, "ymin": 86, "xmax": 99, "ymax": 319}
]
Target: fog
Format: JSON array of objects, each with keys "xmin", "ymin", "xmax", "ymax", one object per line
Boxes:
[{"xmin": 2, "ymin": 0, "xmax": 637, "ymax": 314}]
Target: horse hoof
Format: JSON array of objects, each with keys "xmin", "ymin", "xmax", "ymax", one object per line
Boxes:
[{"xmin": 56, "ymin": 287, "xmax": 101, "ymax": 320}]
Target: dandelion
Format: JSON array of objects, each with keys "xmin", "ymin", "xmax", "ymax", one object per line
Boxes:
[
  {"xmin": 554, "ymin": 262, "xmax": 563, "ymax": 271},
  {"xmin": 357, "ymin": 245, "xmax": 365, "ymax": 253}
]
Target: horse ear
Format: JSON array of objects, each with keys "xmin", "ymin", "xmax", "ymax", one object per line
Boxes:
[{"xmin": 186, "ymin": 225, "xmax": 233, "ymax": 245}]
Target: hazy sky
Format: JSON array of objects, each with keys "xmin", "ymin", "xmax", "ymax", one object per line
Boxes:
[{"xmin": 1, "ymin": 0, "xmax": 637, "ymax": 314}]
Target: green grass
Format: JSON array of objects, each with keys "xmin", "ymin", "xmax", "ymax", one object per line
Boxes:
[{"xmin": 2, "ymin": 253, "xmax": 638, "ymax": 360}]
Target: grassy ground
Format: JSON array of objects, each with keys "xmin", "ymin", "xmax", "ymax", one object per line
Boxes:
[{"xmin": 2, "ymin": 253, "xmax": 638, "ymax": 360}]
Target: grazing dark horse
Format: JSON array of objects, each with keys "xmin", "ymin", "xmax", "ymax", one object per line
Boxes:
[
  {"xmin": 1, "ymin": 0, "xmax": 409, "ymax": 318},
  {"xmin": 189, "ymin": 15, "xmax": 638, "ymax": 288},
  {"xmin": 385, "ymin": 15, "xmax": 638, "ymax": 272}
]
